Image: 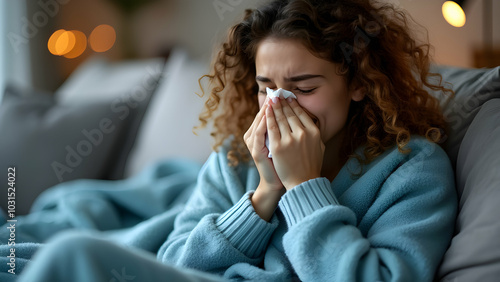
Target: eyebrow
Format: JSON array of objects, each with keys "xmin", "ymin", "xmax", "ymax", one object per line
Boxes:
[{"xmin": 255, "ymin": 74, "xmax": 325, "ymax": 83}]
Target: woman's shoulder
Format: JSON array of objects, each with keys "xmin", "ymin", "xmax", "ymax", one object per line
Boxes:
[
  {"xmin": 201, "ymin": 137, "xmax": 257, "ymax": 185},
  {"xmin": 349, "ymin": 134, "xmax": 453, "ymax": 184},
  {"xmin": 347, "ymin": 135, "xmax": 456, "ymax": 208},
  {"xmin": 195, "ymin": 143, "xmax": 259, "ymax": 200},
  {"xmin": 373, "ymin": 135, "xmax": 455, "ymax": 191},
  {"xmin": 373, "ymin": 134, "xmax": 450, "ymax": 165},
  {"xmin": 401, "ymin": 135, "xmax": 451, "ymax": 167}
]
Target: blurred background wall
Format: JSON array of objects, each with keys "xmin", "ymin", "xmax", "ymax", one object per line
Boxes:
[
  {"xmin": 0, "ymin": 0, "xmax": 499, "ymax": 94},
  {"xmin": 1, "ymin": 1, "xmax": 33, "ymax": 94},
  {"xmin": 389, "ymin": 0, "xmax": 499, "ymax": 70}
]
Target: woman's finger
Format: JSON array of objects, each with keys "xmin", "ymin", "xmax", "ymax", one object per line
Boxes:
[
  {"xmin": 254, "ymin": 110, "xmax": 268, "ymax": 148},
  {"xmin": 281, "ymin": 99, "xmax": 305, "ymax": 132},
  {"xmin": 252, "ymin": 97, "xmax": 269, "ymax": 127},
  {"xmin": 269, "ymin": 99, "xmax": 291, "ymax": 135},
  {"xmin": 266, "ymin": 103, "xmax": 281, "ymax": 145},
  {"xmin": 287, "ymin": 98, "xmax": 317, "ymax": 128},
  {"xmin": 244, "ymin": 98, "xmax": 269, "ymax": 140}
]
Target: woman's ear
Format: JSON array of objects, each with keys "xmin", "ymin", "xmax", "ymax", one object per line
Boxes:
[{"xmin": 350, "ymin": 87, "xmax": 365, "ymax": 102}]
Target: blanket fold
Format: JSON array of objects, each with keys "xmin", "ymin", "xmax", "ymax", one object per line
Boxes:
[{"xmin": 0, "ymin": 158, "xmax": 201, "ymax": 281}]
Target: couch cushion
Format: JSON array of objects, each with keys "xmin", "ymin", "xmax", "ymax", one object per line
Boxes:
[
  {"xmin": 55, "ymin": 56, "xmax": 165, "ymax": 104},
  {"xmin": 54, "ymin": 56, "xmax": 165, "ymax": 180},
  {"xmin": 429, "ymin": 65, "xmax": 500, "ymax": 168},
  {"xmin": 0, "ymin": 83, "xmax": 156, "ymax": 214},
  {"xmin": 124, "ymin": 49, "xmax": 212, "ymax": 177},
  {"xmin": 437, "ymin": 98, "xmax": 500, "ymax": 281}
]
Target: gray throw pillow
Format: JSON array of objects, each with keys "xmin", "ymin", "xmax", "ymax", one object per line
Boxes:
[
  {"xmin": 437, "ymin": 98, "xmax": 500, "ymax": 281},
  {"xmin": 0, "ymin": 84, "xmax": 155, "ymax": 215},
  {"xmin": 429, "ymin": 65, "xmax": 500, "ymax": 168}
]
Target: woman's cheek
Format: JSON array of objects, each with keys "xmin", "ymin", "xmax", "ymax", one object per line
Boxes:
[
  {"xmin": 296, "ymin": 97, "xmax": 321, "ymax": 119},
  {"xmin": 295, "ymin": 96, "xmax": 311, "ymax": 110}
]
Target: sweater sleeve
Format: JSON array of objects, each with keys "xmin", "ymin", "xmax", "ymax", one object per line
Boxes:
[
  {"xmin": 279, "ymin": 141, "xmax": 457, "ymax": 282},
  {"xmin": 157, "ymin": 150, "xmax": 279, "ymax": 274}
]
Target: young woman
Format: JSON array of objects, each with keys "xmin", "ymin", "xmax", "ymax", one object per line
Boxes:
[
  {"xmin": 17, "ymin": 0, "xmax": 456, "ymax": 281},
  {"xmin": 158, "ymin": 0, "xmax": 457, "ymax": 280}
]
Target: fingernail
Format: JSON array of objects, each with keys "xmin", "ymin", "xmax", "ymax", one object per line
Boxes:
[
  {"xmin": 272, "ymin": 97, "xmax": 278, "ymax": 104},
  {"xmin": 287, "ymin": 97, "xmax": 293, "ymax": 103}
]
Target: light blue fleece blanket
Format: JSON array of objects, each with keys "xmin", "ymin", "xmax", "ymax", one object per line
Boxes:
[
  {"xmin": 0, "ymin": 158, "xmax": 202, "ymax": 282},
  {"xmin": 0, "ymin": 136, "xmax": 457, "ymax": 282}
]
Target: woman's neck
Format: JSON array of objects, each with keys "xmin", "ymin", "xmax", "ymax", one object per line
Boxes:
[{"xmin": 321, "ymin": 127, "xmax": 347, "ymax": 182}]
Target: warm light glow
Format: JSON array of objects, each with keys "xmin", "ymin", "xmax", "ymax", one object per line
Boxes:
[
  {"xmin": 89, "ymin": 24, "xmax": 116, "ymax": 53},
  {"xmin": 48, "ymin": 29, "xmax": 66, "ymax": 55},
  {"xmin": 55, "ymin": 31, "xmax": 76, "ymax": 55},
  {"xmin": 442, "ymin": 1, "xmax": 466, "ymax": 27},
  {"xmin": 63, "ymin": 30, "xmax": 87, "ymax": 59}
]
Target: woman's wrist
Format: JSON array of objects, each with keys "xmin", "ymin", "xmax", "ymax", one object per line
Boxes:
[
  {"xmin": 251, "ymin": 183, "xmax": 285, "ymax": 222},
  {"xmin": 283, "ymin": 175, "xmax": 321, "ymax": 191}
]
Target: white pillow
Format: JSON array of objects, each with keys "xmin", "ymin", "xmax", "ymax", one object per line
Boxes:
[
  {"xmin": 124, "ymin": 49, "xmax": 213, "ymax": 177},
  {"xmin": 55, "ymin": 56, "xmax": 165, "ymax": 104}
]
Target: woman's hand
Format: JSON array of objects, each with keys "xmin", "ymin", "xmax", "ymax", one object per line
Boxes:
[
  {"xmin": 244, "ymin": 96, "xmax": 284, "ymax": 191},
  {"xmin": 244, "ymin": 97, "xmax": 285, "ymax": 221},
  {"xmin": 266, "ymin": 97, "xmax": 325, "ymax": 190}
]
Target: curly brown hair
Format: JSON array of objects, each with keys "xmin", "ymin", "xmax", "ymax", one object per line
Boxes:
[{"xmin": 195, "ymin": 0, "xmax": 452, "ymax": 169}]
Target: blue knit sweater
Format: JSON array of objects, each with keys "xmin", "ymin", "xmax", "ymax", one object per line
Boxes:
[{"xmin": 157, "ymin": 135, "xmax": 457, "ymax": 281}]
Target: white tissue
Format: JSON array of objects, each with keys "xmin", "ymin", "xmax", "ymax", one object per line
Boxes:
[
  {"xmin": 265, "ymin": 87, "xmax": 297, "ymax": 158},
  {"xmin": 266, "ymin": 87, "xmax": 297, "ymax": 101}
]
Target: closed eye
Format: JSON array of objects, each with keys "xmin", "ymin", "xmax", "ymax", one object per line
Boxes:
[
  {"xmin": 295, "ymin": 87, "xmax": 317, "ymax": 94},
  {"xmin": 259, "ymin": 87, "xmax": 317, "ymax": 95}
]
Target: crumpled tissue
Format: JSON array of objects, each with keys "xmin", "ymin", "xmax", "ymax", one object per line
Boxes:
[{"xmin": 265, "ymin": 87, "xmax": 297, "ymax": 158}]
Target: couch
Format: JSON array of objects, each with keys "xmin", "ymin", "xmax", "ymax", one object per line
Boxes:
[
  {"xmin": 0, "ymin": 49, "xmax": 213, "ymax": 215},
  {"xmin": 0, "ymin": 49, "xmax": 499, "ymax": 281}
]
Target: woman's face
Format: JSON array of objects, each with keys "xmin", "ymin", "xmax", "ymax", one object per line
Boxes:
[{"xmin": 255, "ymin": 38, "xmax": 364, "ymax": 144}]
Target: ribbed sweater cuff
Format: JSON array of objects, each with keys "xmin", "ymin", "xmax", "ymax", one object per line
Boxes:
[
  {"xmin": 279, "ymin": 177, "xmax": 339, "ymax": 227},
  {"xmin": 216, "ymin": 192, "xmax": 279, "ymax": 258}
]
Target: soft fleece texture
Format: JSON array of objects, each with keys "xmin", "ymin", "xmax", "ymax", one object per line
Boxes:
[
  {"xmin": 1, "ymin": 135, "xmax": 456, "ymax": 282},
  {"xmin": 0, "ymin": 159, "xmax": 201, "ymax": 282},
  {"xmin": 158, "ymin": 135, "xmax": 457, "ymax": 281}
]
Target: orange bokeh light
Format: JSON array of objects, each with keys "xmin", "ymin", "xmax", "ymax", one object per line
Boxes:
[
  {"xmin": 89, "ymin": 24, "xmax": 116, "ymax": 53},
  {"xmin": 48, "ymin": 24, "xmax": 116, "ymax": 58},
  {"xmin": 64, "ymin": 30, "xmax": 87, "ymax": 59},
  {"xmin": 48, "ymin": 29, "xmax": 88, "ymax": 59},
  {"xmin": 56, "ymin": 31, "xmax": 76, "ymax": 55},
  {"xmin": 48, "ymin": 29, "xmax": 67, "ymax": 55}
]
